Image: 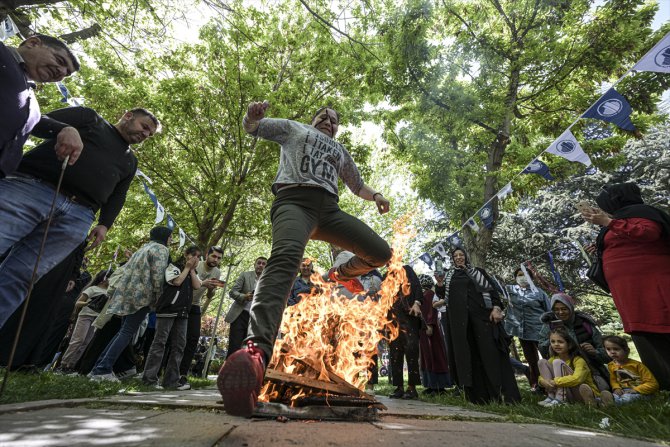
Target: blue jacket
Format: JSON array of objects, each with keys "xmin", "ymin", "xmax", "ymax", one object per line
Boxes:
[{"xmin": 503, "ymin": 285, "xmax": 550, "ymax": 341}]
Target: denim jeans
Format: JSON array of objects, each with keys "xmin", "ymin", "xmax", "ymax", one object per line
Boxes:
[
  {"xmin": 0, "ymin": 176, "xmax": 94, "ymax": 329},
  {"xmin": 91, "ymin": 307, "xmax": 149, "ymax": 375}
]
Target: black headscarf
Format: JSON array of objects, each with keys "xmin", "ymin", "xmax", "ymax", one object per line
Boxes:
[
  {"xmin": 150, "ymin": 226, "xmax": 172, "ymax": 247},
  {"xmin": 595, "ymin": 183, "xmax": 670, "ymax": 248}
]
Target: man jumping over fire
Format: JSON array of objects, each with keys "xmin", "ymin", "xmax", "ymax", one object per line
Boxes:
[{"xmin": 217, "ymin": 100, "xmax": 392, "ymax": 417}]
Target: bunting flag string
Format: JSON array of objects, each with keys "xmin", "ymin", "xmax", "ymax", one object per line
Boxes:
[{"xmin": 136, "ymin": 174, "xmax": 198, "ymax": 249}]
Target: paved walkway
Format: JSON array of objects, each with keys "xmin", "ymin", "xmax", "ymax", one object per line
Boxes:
[{"xmin": 0, "ymin": 386, "xmax": 663, "ymax": 447}]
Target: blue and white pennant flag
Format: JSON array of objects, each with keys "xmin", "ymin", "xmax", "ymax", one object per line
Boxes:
[
  {"xmin": 465, "ymin": 218, "xmax": 479, "ymax": 233},
  {"xmin": 478, "ymin": 204, "xmax": 494, "ymax": 229},
  {"xmin": 419, "ymin": 252, "xmax": 434, "ymax": 268},
  {"xmin": 496, "ymin": 182, "xmax": 513, "ymax": 201},
  {"xmin": 545, "ymin": 129, "xmax": 592, "ymax": 166},
  {"xmin": 633, "ymin": 32, "xmax": 670, "ymax": 74},
  {"xmin": 582, "ymin": 88, "xmax": 636, "ymax": 132},
  {"xmin": 522, "ymin": 159, "xmax": 554, "ymax": 180}
]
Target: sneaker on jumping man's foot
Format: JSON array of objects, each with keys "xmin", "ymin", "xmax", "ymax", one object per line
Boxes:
[
  {"xmin": 327, "ymin": 268, "xmax": 364, "ymax": 294},
  {"xmin": 217, "ymin": 341, "xmax": 266, "ymax": 417}
]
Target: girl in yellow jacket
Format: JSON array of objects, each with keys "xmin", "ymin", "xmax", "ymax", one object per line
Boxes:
[
  {"xmin": 600, "ymin": 335, "xmax": 658, "ymax": 406},
  {"xmin": 537, "ymin": 326, "xmax": 600, "ymax": 406}
]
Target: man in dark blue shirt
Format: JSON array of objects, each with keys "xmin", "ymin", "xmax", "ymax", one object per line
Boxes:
[{"xmin": 0, "ymin": 34, "xmax": 83, "ymax": 177}]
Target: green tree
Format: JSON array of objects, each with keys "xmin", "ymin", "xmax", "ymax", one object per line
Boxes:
[{"xmin": 372, "ymin": 0, "xmax": 668, "ymax": 266}]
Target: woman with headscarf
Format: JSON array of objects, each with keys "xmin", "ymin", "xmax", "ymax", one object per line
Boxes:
[
  {"xmin": 504, "ymin": 268, "xmax": 550, "ymax": 392},
  {"xmin": 417, "ymin": 274, "xmax": 451, "ymax": 395},
  {"xmin": 538, "ymin": 293, "xmax": 610, "ymax": 390},
  {"xmin": 581, "ymin": 182, "xmax": 670, "ymax": 389},
  {"xmin": 443, "ymin": 248, "xmax": 520, "ymax": 404},
  {"xmin": 88, "ymin": 226, "xmax": 172, "ymax": 382}
]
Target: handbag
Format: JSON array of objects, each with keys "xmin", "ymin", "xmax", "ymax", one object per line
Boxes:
[{"xmin": 586, "ymin": 246, "xmax": 610, "ymax": 293}]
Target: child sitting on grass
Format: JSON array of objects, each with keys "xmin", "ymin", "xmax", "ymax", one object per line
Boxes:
[
  {"xmin": 537, "ymin": 326, "xmax": 601, "ymax": 407},
  {"xmin": 600, "ymin": 335, "xmax": 659, "ymax": 406}
]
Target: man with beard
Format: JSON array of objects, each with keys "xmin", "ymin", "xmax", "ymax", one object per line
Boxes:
[
  {"xmin": 177, "ymin": 245, "xmax": 224, "ymax": 389},
  {"xmin": 0, "ymin": 107, "xmax": 160, "ymax": 330}
]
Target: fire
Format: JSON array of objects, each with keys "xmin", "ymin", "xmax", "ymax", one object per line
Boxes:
[{"xmin": 259, "ymin": 217, "xmax": 415, "ymax": 404}]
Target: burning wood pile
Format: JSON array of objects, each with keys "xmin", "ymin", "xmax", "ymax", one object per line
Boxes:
[{"xmin": 258, "ymin": 220, "xmax": 414, "ymax": 415}]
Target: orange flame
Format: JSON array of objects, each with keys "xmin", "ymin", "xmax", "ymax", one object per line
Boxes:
[{"xmin": 259, "ymin": 217, "xmax": 415, "ymax": 403}]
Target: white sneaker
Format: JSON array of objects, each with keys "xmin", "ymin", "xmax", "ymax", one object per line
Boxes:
[
  {"xmin": 176, "ymin": 382, "xmax": 191, "ymax": 391},
  {"xmin": 537, "ymin": 397, "xmax": 554, "ymax": 407},
  {"xmin": 116, "ymin": 367, "xmax": 137, "ymax": 380},
  {"xmin": 154, "ymin": 384, "xmax": 164, "ymax": 390},
  {"xmin": 544, "ymin": 398, "xmax": 565, "ymax": 407},
  {"xmin": 88, "ymin": 373, "xmax": 120, "ymax": 383}
]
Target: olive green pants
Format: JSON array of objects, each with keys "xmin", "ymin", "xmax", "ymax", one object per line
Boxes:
[{"xmin": 246, "ymin": 187, "xmax": 392, "ymax": 359}]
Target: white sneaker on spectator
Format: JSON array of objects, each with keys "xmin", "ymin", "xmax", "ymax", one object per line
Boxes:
[
  {"xmin": 116, "ymin": 367, "xmax": 137, "ymax": 380},
  {"xmin": 176, "ymin": 382, "xmax": 191, "ymax": 391},
  {"xmin": 544, "ymin": 398, "xmax": 565, "ymax": 407},
  {"xmin": 537, "ymin": 397, "xmax": 554, "ymax": 407},
  {"xmin": 88, "ymin": 373, "xmax": 120, "ymax": 383},
  {"xmin": 153, "ymin": 384, "xmax": 164, "ymax": 390}
]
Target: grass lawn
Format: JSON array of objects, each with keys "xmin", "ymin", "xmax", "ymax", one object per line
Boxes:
[
  {"xmin": 374, "ymin": 376, "xmax": 670, "ymax": 443},
  {"xmin": 0, "ymin": 369, "xmax": 213, "ymax": 405}
]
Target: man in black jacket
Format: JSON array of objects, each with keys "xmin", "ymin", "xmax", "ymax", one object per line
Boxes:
[{"xmin": 0, "ymin": 106, "xmax": 160, "ymax": 330}]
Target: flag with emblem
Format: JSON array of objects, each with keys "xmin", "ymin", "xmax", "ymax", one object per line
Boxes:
[
  {"xmin": 522, "ymin": 159, "xmax": 554, "ymax": 180},
  {"xmin": 632, "ymin": 31, "xmax": 670, "ymax": 74},
  {"xmin": 545, "ymin": 129, "xmax": 592, "ymax": 166},
  {"xmin": 419, "ymin": 252, "xmax": 434, "ymax": 268},
  {"xmin": 582, "ymin": 88, "xmax": 636, "ymax": 132},
  {"xmin": 478, "ymin": 203, "xmax": 494, "ymax": 229}
]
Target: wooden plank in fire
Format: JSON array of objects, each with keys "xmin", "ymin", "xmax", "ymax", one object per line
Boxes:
[
  {"xmin": 264, "ymin": 369, "xmax": 371, "ymax": 398},
  {"xmin": 289, "ymin": 357, "xmax": 375, "ymax": 401}
]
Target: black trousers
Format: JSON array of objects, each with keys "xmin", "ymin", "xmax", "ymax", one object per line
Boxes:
[
  {"xmin": 227, "ymin": 310, "xmax": 250, "ymax": 359},
  {"xmin": 389, "ymin": 311, "xmax": 421, "ymax": 388},
  {"xmin": 632, "ymin": 332, "xmax": 670, "ymax": 391},
  {"xmin": 179, "ymin": 305, "xmax": 201, "ymax": 376}
]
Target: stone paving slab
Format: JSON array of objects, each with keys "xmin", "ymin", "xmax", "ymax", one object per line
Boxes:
[
  {"xmin": 0, "ymin": 387, "xmax": 664, "ymax": 447},
  {"xmin": 0, "ymin": 408, "xmax": 662, "ymax": 447}
]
